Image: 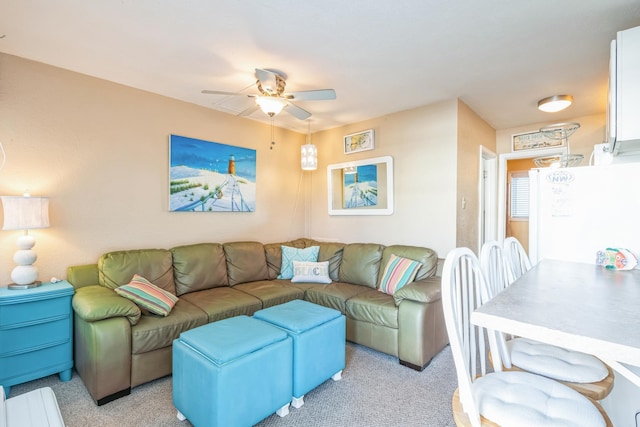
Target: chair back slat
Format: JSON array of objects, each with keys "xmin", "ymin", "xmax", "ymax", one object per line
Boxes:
[
  {"xmin": 479, "ymin": 241, "xmax": 518, "ymax": 370},
  {"xmin": 442, "ymin": 247, "xmax": 496, "ymax": 427},
  {"xmin": 504, "ymin": 237, "xmax": 532, "ymax": 279}
]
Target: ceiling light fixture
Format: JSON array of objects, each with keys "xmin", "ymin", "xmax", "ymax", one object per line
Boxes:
[
  {"xmin": 256, "ymin": 96, "xmax": 287, "ymax": 117},
  {"xmin": 537, "ymin": 95, "xmax": 573, "ymax": 113}
]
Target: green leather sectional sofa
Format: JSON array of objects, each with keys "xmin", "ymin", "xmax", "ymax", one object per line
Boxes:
[{"xmin": 67, "ymin": 238, "xmax": 448, "ymax": 405}]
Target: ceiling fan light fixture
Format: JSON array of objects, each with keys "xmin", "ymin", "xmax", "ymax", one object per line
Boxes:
[
  {"xmin": 256, "ymin": 96, "xmax": 287, "ymax": 117},
  {"xmin": 537, "ymin": 94, "xmax": 573, "ymax": 113}
]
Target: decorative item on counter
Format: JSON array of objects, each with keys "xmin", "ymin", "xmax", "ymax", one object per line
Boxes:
[{"xmin": 596, "ymin": 248, "xmax": 638, "ymax": 270}]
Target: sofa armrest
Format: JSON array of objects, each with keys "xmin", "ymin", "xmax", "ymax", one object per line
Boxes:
[
  {"xmin": 392, "ymin": 276, "xmax": 441, "ymax": 306},
  {"xmin": 72, "ymin": 285, "xmax": 141, "ymax": 325},
  {"xmin": 396, "ymin": 276, "xmax": 448, "ymax": 370}
]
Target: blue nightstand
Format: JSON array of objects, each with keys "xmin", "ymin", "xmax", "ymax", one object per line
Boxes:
[{"xmin": 0, "ymin": 280, "xmax": 74, "ymax": 396}]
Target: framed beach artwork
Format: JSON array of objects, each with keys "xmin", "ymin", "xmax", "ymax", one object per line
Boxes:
[
  {"xmin": 169, "ymin": 134, "xmax": 256, "ymax": 212},
  {"xmin": 327, "ymin": 156, "xmax": 393, "ymax": 215},
  {"xmin": 344, "ymin": 129, "xmax": 374, "ymax": 154}
]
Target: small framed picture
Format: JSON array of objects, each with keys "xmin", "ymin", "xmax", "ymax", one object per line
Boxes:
[
  {"xmin": 512, "ymin": 130, "xmax": 563, "ymax": 152},
  {"xmin": 344, "ymin": 129, "xmax": 374, "ymax": 154}
]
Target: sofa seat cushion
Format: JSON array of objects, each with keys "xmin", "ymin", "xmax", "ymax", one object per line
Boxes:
[
  {"xmin": 180, "ymin": 287, "xmax": 262, "ymax": 322},
  {"xmin": 131, "ymin": 299, "xmax": 207, "ymax": 354},
  {"xmin": 345, "ymin": 289, "xmax": 398, "ymax": 329},
  {"xmin": 171, "ymin": 243, "xmax": 228, "ymax": 296},
  {"xmin": 305, "ymin": 282, "xmax": 370, "ymax": 313},
  {"xmin": 233, "ymin": 281, "xmax": 304, "ymax": 308},
  {"xmin": 272, "ymin": 279, "xmax": 320, "ymax": 294}
]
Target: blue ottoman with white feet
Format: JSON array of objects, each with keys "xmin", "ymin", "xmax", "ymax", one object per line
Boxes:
[
  {"xmin": 172, "ymin": 315, "xmax": 293, "ymax": 427},
  {"xmin": 254, "ymin": 299, "xmax": 345, "ymax": 408}
]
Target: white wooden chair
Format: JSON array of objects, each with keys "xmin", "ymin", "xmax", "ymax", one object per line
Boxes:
[
  {"xmin": 503, "ymin": 237, "xmax": 532, "ymax": 279},
  {"xmin": 442, "ymin": 247, "xmax": 611, "ymax": 427},
  {"xmin": 479, "ymin": 241, "xmax": 614, "ymax": 401},
  {"xmin": 0, "ymin": 386, "xmax": 64, "ymax": 427}
]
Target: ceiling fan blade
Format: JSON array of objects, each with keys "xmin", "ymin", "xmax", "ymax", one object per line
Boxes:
[
  {"xmin": 286, "ymin": 89, "xmax": 336, "ymax": 101},
  {"xmin": 284, "ymin": 103, "xmax": 312, "ymax": 120},
  {"xmin": 255, "ymin": 68, "xmax": 279, "ymax": 92},
  {"xmin": 238, "ymin": 104, "xmax": 259, "ymax": 117},
  {"xmin": 201, "ymin": 90, "xmax": 251, "ymax": 97}
]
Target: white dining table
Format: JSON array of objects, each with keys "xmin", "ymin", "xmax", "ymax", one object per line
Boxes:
[{"xmin": 471, "ymin": 259, "xmax": 640, "ymax": 387}]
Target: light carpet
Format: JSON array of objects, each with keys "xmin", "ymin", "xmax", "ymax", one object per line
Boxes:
[{"xmin": 10, "ymin": 343, "xmax": 456, "ymax": 427}]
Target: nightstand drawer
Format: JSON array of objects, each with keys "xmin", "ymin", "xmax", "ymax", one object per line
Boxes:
[
  {"xmin": 0, "ymin": 342, "xmax": 71, "ymax": 381},
  {"xmin": 0, "ymin": 281, "xmax": 74, "ymax": 390},
  {"xmin": 0, "ymin": 317, "xmax": 70, "ymax": 355},
  {"xmin": 0, "ymin": 296, "xmax": 70, "ymax": 327}
]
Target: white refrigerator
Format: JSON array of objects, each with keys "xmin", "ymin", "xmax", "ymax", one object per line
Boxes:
[
  {"xmin": 529, "ymin": 162, "xmax": 640, "ymax": 427},
  {"xmin": 529, "ymin": 162, "xmax": 640, "ymax": 266}
]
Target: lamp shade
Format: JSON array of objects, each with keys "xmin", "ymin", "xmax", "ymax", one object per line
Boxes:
[
  {"xmin": 301, "ymin": 144, "xmax": 317, "ymax": 170},
  {"xmin": 256, "ymin": 96, "xmax": 287, "ymax": 117},
  {"xmin": 1, "ymin": 195, "xmax": 50, "ymax": 230}
]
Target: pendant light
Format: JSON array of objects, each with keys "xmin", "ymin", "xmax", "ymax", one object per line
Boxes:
[{"xmin": 301, "ymin": 121, "xmax": 317, "ymax": 170}]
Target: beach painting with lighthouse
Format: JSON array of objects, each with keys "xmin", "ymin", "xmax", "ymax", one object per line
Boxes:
[{"xmin": 169, "ymin": 134, "xmax": 256, "ymax": 212}]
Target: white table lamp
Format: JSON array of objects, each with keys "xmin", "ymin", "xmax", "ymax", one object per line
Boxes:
[{"xmin": 1, "ymin": 193, "xmax": 50, "ymax": 289}]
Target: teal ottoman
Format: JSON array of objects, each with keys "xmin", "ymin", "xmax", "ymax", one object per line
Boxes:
[
  {"xmin": 254, "ymin": 300, "xmax": 345, "ymax": 408},
  {"xmin": 172, "ymin": 315, "xmax": 292, "ymax": 427}
]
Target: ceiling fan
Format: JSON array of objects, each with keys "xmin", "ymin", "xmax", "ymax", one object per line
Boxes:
[{"xmin": 202, "ymin": 68, "xmax": 336, "ymax": 120}]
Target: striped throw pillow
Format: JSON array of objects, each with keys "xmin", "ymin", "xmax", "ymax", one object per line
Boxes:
[
  {"xmin": 379, "ymin": 254, "xmax": 422, "ymax": 295},
  {"xmin": 114, "ymin": 274, "xmax": 178, "ymax": 316}
]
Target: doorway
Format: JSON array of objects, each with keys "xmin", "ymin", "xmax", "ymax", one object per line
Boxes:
[
  {"xmin": 478, "ymin": 146, "xmax": 497, "ymax": 252},
  {"xmin": 497, "ymin": 147, "xmax": 565, "ymax": 254}
]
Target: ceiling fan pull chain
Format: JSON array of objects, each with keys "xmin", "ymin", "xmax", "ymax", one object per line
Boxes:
[{"xmin": 270, "ymin": 117, "xmax": 276, "ymax": 150}]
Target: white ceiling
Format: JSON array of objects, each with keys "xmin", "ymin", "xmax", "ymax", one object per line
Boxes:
[{"xmin": 1, "ymin": 1, "xmax": 640, "ymax": 134}]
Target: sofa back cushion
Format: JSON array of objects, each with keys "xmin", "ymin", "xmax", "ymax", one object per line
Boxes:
[
  {"xmin": 317, "ymin": 242, "xmax": 345, "ymax": 281},
  {"xmin": 98, "ymin": 249, "xmax": 176, "ymax": 295},
  {"xmin": 338, "ymin": 243, "xmax": 384, "ymax": 288},
  {"xmin": 171, "ymin": 243, "xmax": 228, "ymax": 296},
  {"xmin": 223, "ymin": 241, "xmax": 269, "ymax": 286},
  {"xmin": 377, "ymin": 245, "xmax": 438, "ymax": 287}
]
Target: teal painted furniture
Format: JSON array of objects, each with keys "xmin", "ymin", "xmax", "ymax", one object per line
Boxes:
[
  {"xmin": 172, "ymin": 315, "xmax": 293, "ymax": 427},
  {"xmin": 254, "ymin": 299, "xmax": 345, "ymax": 408},
  {"xmin": 0, "ymin": 281, "xmax": 74, "ymax": 396}
]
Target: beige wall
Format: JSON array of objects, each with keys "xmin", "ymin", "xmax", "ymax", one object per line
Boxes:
[
  {"xmin": 307, "ymin": 99, "xmax": 492, "ymax": 259},
  {"xmin": 0, "ymin": 52, "xmax": 499, "ymax": 285},
  {"xmin": 0, "ymin": 53, "xmax": 306, "ymax": 284},
  {"xmin": 308, "ymin": 101, "xmax": 460, "ymax": 255},
  {"xmin": 456, "ymin": 99, "xmax": 497, "ymax": 253}
]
